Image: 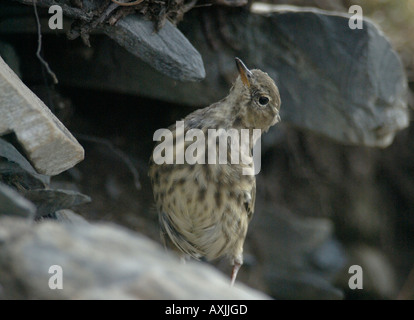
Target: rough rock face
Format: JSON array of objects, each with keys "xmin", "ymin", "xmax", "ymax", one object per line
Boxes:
[
  {"xmin": 38, "ymin": 7, "xmax": 409, "ymax": 148},
  {"xmin": 104, "ymin": 15, "xmax": 206, "ymax": 82},
  {"xmin": 160, "ymin": 7, "xmax": 410, "ymax": 148},
  {"xmin": 0, "ymin": 217, "xmax": 269, "ymax": 299},
  {"xmin": 248, "ymin": 204, "xmax": 345, "ymax": 300},
  {"xmin": 6, "ymin": 0, "xmax": 205, "ymax": 81},
  {"xmin": 0, "ymin": 1, "xmax": 411, "ymax": 301},
  {"xmin": 0, "ymin": 183, "xmax": 36, "ymax": 218},
  {"xmin": 0, "ymin": 137, "xmax": 91, "ymax": 219},
  {"xmin": 0, "ymin": 55, "xmax": 84, "ymax": 175}
]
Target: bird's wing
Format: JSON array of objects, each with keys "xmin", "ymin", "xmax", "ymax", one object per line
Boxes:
[{"xmin": 159, "ymin": 211, "xmax": 204, "ymax": 260}]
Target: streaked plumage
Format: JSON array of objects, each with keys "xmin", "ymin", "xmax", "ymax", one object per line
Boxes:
[{"xmin": 149, "ymin": 58, "xmax": 281, "ymax": 285}]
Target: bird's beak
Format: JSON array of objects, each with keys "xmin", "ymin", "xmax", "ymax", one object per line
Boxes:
[{"xmin": 235, "ymin": 57, "xmax": 253, "ymax": 88}]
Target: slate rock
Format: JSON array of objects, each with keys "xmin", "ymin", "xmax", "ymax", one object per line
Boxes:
[
  {"xmin": 174, "ymin": 7, "xmax": 410, "ymax": 147},
  {"xmin": 46, "ymin": 7, "xmax": 409, "ymax": 147},
  {"xmin": 7, "ymin": 0, "xmax": 205, "ymax": 81},
  {"xmin": 0, "ymin": 41, "xmax": 21, "ymax": 77},
  {"xmin": 23, "ymin": 189, "xmax": 91, "ymax": 218},
  {"xmin": 267, "ymin": 271, "xmax": 344, "ymax": 300},
  {"xmin": 337, "ymin": 245, "xmax": 397, "ymax": 299},
  {"xmin": 249, "ymin": 204, "xmax": 346, "ymax": 299},
  {"xmin": 103, "ymin": 15, "xmax": 206, "ymax": 82},
  {"xmin": 53, "ymin": 209, "xmax": 89, "ymax": 225},
  {"xmin": 0, "ymin": 138, "xmax": 50, "ymax": 189},
  {"xmin": 0, "ymin": 217, "xmax": 270, "ymax": 299},
  {"xmin": 0, "ymin": 55, "xmax": 85, "ymax": 175},
  {"xmin": 0, "ymin": 183, "xmax": 36, "ymax": 218}
]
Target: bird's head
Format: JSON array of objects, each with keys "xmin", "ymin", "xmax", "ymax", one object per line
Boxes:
[{"xmin": 231, "ymin": 57, "xmax": 281, "ymax": 132}]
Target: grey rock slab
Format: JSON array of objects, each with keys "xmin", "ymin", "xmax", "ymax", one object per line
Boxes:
[
  {"xmin": 250, "ymin": 205, "xmax": 345, "ymax": 299},
  {"xmin": 53, "ymin": 209, "xmax": 89, "ymax": 225},
  {"xmin": 343, "ymin": 245, "xmax": 397, "ymax": 299},
  {"xmin": 0, "ymin": 183, "xmax": 36, "ymax": 218},
  {"xmin": 0, "ymin": 138, "xmax": 50, "ymax": 188},
  {"xmin": 0, "ymin": 161, "xmax": 46, "ymax": 190},
  {"xmin": 103, "ymin": 15, "xmax": 206, "ymax": 82},
  {"xmin": 7, "ymin": 0, "xmax": 205, "ymax": 81},
  {"xmin": 266, "ymin": 270, "xmax": 344, "ymax": 300},
  {"xmin": 48, "ymin": 7, "xmax": 409, "ymax": 147},
  {"xmin": 23, "ymin": 189, "xmax": 91, "ymax": 218},
  {"xmin": 176, "ymin": 7, "xmax": 409, "ymax": 147},
  {"xmin": 0, "ymin": 217, "xmax": 270, "ymax": 299},
  {"xmin": 0, "ymin": 41, "xmax": 21, "ymax": 77},
  {"xmin": 0, "ymin": 55, "xmax": 84, "ymax": 175}
]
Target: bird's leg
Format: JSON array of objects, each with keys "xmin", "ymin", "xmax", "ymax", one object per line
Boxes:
[{"xmin": 230, "ymin": 261, "xmax": 242, "ymax": 287}]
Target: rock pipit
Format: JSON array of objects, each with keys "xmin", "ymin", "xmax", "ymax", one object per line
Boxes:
[{"xmin": 149, "ymin": 58, "xmax": 281, "ymax": 285}]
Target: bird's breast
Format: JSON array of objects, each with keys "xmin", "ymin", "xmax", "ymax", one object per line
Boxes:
[{"xmin": 152, "ymin": 161, "xmax": 253, "ymax": 260}]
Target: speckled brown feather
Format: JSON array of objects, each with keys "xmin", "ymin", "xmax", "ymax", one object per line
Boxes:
[{"xmin": 149, "ymin": 60, "xmax": 280, "ymax": 282}]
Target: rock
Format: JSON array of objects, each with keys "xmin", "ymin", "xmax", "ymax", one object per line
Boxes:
[
  {"xmin": 167, "ymin": 7, "xmax": 410, "ymax": 147},
  {"xmin": 0, "ymin": 55, "xmax": 84, "ymax": 175},
  {"xmin": 336, "ymin": 245, "xmax": 397, "ymax": 299},
  {"xmin": 266, "ymin": 271, "xmax": 344, "ymax": 300},
  {"xmin": 0, "ymin": 137, "xmax": 89, "ymax": 219},
  {"xmin": 103, "ymin": 15, "xmax": 205, "ymax": 82},
  {"xmin": 252, "ymin": 1, "xmax": 347, "ymax": 12},
  {"xmin": 7, "ymin": 0, "xmax": 205, "ymax": 81},
  {"xmin": 249, "ymin": 205, "xmax": 345, "ymax": 299},
  {"xmin": 53, "ymin": 209, "xmax": 89, "ymax": 225},
  {"xmin": 310, "ymin": 239, "xmax": 347, "ymax": 276},
  {"xmin": 0, "ymin": 160, "xmax": 46, "ymax": 190},
  {"xmin": 0, "ymin": 41, "xmax": 21, "ymax": 77},
  {"xmin": 45, "ymin": 7, "xmax": 408, "ymax": 147},
  {"xmin": 0, "ymin": 217, "xmax": 270, "ymax": 299},
  {"xmin": 0, "ymin": 138, "xmax": 50, "ymax": 189},
  {"xmin": 23, "ymin": 189, "xmax": 91, "ymax": 218},
  {"xmin": 0, "ymin": 183, "xmax": 36, "ymax": 218}
]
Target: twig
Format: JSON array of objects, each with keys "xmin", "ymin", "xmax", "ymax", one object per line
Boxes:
[
  {"xmin": 193, "ymin": 3, "xmax": 213, "ymax": 8},
  {"xmin": 75, "ymin": 134, "xmax": 141, "ymax": 191},
  {"xmin": 67, "ymin": 2, "xmax": 120, "ymax": 44},
  {"xmin": 33, "ymin": 0, "xmax": 59, "ymax": 84}
]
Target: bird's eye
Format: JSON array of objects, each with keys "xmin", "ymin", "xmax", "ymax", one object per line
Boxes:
[{"xmin": 258, "ymin": 96, "xmax": 269, "ymax": 106}]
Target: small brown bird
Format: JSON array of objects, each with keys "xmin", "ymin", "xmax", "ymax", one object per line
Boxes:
[{"xmin": 149, "ymin": 58, "xmax": 281, "ymax": 285}]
